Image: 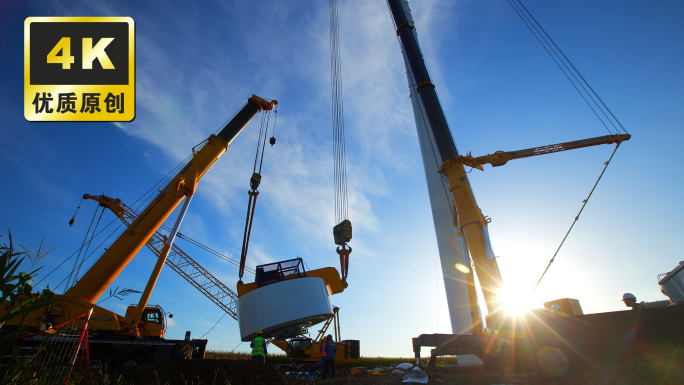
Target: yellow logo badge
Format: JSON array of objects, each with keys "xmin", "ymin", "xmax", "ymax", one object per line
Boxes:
[{"xmin": 24, "ymin": 17, "xmax": 135, "ymax": 122}]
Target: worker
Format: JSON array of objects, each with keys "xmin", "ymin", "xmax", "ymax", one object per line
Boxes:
[
  {"xmin": 320, "ymin": 334, "xmax": 337, "ymax": 379},
  {"xmin": 251, "ymin": 330, "xmax": 267, "ymax": 362},
  {"xmin": 550, "ymin": 304, "xmax": 562, "ymax": 318},
  {"xmin": 622, "ymin": 293, "xmax": 646, "ymax": 310}
]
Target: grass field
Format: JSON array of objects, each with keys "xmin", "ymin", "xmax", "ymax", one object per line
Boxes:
[{"xmin": 206, "ymin": 351, "xmax": 457, "ymax": 368}]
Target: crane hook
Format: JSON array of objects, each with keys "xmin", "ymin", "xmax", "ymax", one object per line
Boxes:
[{"xmin": 336, "ymin": 244, "xmax": 351, "ymax": 287}]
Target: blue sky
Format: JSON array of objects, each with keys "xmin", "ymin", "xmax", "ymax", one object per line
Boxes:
[{"xmin": 1, "ymin": 0, "xmax": 682, "ymax": 357}]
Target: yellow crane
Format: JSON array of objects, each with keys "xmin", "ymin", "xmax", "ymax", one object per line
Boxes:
[
  {"xmin": 269, "ymin": 307, "xmax": 360, "ymax": 376},
  {"xmin": 81, "ymin": 193, "xmax": 245, "ymax": 321},
  {"xmin": 454, "ymin": 134, "xmax": 630, "ymax": 170},
  {"xmin": 0, "ymin": 95, "xmax": 276, "ymax": 367}
]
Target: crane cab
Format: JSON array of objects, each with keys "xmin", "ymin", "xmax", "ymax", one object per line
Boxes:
[
  {"xmin": 125, "ymin": 304, "xmax": 169, "ymax": 338},
  {"xmin": 288, "ymin": 338, "xmax": 314, "ymax": 359}
]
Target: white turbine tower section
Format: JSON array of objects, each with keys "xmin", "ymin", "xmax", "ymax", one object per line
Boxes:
[{"xmin": 400, "ymin": 4, "xmax": 475, "ymax": 335}]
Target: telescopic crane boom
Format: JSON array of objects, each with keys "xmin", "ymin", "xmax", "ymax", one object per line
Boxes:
[
  {"xmin": 387, "ymin": 0, "xmax": 633, "ymax": 368},
  {"xmin": 456, "ymin": 134, "xmax": 631, "ymax": 170},
  {"xmin": 65, "ymin": 95, "xmax": 276, "ymax": 309},
  {"xmin": 82, "ymin": 194, "xmax": 243, "ymax": 321},
  {"xmin": 387, "ymin": 0, "xmax": 505, "ymax": 330},
  {"xmin": 0, "ymin": 95, "xmax": 277, "ymax": 368}
]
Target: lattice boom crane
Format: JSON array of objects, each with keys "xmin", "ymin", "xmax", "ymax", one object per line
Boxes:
[{"xmin": 82, "ymin": 194, "xmax": 242, "ymax": 321}]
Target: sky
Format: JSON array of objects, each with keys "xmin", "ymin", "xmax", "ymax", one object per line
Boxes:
[{"xmin": 0, "ymin": 0, "xmax": 683, "ymax": 358}]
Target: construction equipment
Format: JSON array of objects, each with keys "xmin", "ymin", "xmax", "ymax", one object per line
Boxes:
[
  {"xmin": 658, "ymin": 261, "xmax": 684, "ymax": 305},
  {"xmin": 82, "ymin": 194, "xmax": 243, "ymax": 321},
  {"xmin": 236, "ymin": 257, "xmax": 346, "ymax": 342},
  {"xmin": 455, "ymin": 134, "xmax": 630, "ymax": 171},
  {"xmin": 0, "ymin": 95, "xmax": 276, "ymax": 367},
  {"xmin": 239, "ymin": 0, "xmax": 356, "ymax": 357},
  {"xmin": 384, "ymin": 0, "xmax": 684, "ymax": 374},
  {"xmin": 269, "ymin": 307, "xmax": 360, "ymax": 376}
]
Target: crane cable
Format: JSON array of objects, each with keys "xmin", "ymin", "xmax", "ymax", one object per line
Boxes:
[
  {"xmin": 501, "ymin": 0, "xmax": 629, "ymax": 293},
  {"xmin": 63, "ymin": 204, "xmax": 100, "ymax": 293},
  {"xmin": 507, "ymin": 0, "xmax": 628, "ymax": 136},
  {"xmin": 330, "ymin": 0, "xmax": 352, "ymax": 285},
  {"xmin": 71, "ymin": 205, "xmax": 105, "ymax": 286},
  {"xmin": 531, "ymin": 143, "xmax": 621, "ymax": 294},
  {"xmin": 238, "ymin": 106, "xmax": 277, "ymax": 282},
  {"xmin": 68, "ymin": 196, "xmax": 83, "ymax": 226}
]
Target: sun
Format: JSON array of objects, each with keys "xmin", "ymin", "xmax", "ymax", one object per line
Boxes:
[{"xmin": 499, "ymin": 287, "xmax": 535, "ymax": 316}]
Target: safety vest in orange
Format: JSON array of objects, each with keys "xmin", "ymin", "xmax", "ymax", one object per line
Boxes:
[{"xmin": 321, "ymin": 341, "xmax": 327, "ymax": 358}]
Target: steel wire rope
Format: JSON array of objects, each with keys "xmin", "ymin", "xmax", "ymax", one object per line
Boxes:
[
  {"xmin": 158, "ymin": 224, "xmax": 255, "ymax": 274},
  {"xmin": 97, "ymin": 197, "xmax": 254, "ymax": 276},
  {"xmin": 68, "ymin": 196, "xmax": 84, "ymax": 226},
  {"xmin": 50, "ymin": 222, "xmax": 127, "ymax": 293},
  {"xmin": 252, "ymin": 111, "xmax": 269, "ymax": 174},
  {"xmin": 64, "ymin": 223, "xmax": 127, "ymax": 290},
  {"xmin": 35, "ymin": 217, "xmax": 121, "ymax": 288},
  {"xmin": 228, "ymin": 341, "xmax": 244, "ymax": 354},
  {"xmin": 239, "ymin": 108, "xmax": 273, "ymax": 281},
  {"xmin": 130, "ymin": 154, "xmax": 193, "ymax": 212},
  {"xmin": 71, "ymin": 206, "xmax": 106, "ymax": 288},
  {"xmin": 258, "ymin": 111, "xmax": 271, "ymax": 174},
  {"xmin": 506, "ymin": 0, "xmax": 617, "ymax": 135},
  {"xmin": 270, "ymin": 105, "xmax": 279, "ymax": 140},
  {"xmin": 513, "ymin": 0, "xmax": 628, "ymax": 135},
  {"xmin": 508, "ymin": 0, "xmax": 617, "ymax": 134},
  {"xmin": 199, "ymin": 312, "xmax": 226, "ymax": 339},
  {"xmin": 64, "ymin": 204, "xmax": 100, "ymax": 293},
  {"xmin": 110, "ymin": 194, "xmax": 256, "ymax": 275},
  {"xmin": 42, "ymin": 121, "xmax": 232, "ymax": 292},
  {"xmin": 71, "ymin": 157, "xmax": 194, "ymax": 288},
  {"xmin": 46, "ymin": 156, "xmax": 189, "ymax": 292},
  {"xmin": 531, "ymin": 144, "xmax": 621, "ymax": 294},
  {"xmin": 330, "ymin": 0, "xmax": 349, "ymax": 224}
]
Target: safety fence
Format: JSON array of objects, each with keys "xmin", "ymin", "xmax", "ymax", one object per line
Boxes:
[{"xmin": 2, "ymin": 308, "xmax": 93, "ymax": 384}]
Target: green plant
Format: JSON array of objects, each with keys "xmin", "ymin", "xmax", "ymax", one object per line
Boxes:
[{"xmin": 0, "ymin": 232, "xmax": 58, "ymax": 384}]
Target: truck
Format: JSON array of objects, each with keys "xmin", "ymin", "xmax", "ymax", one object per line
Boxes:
[{"xmin": 0, "ymin": 95, "xmax": 277, "ymax": 368}]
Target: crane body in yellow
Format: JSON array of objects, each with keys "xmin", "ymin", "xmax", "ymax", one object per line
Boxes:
[
  {"xmin": 455, "ymin": 134, "xmax": 631, "ymax": 170},
  {"xmin": 387, "ymin": 0, "xmax": 637, "ymax": 370},
  {"xmin": 0, "ymin": 95, "xmax": 276, "ymax": 367},
  {"xmin": 269, "ymin": 307, "xmax": 360, "ymax": 376},
  {"xmin": 65, "ymin": 95, "xmax": 276, "ymax": 308}
]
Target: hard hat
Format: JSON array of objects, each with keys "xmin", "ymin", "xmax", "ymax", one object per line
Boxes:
[
  {"xmin": 256, "ymin": 330, "xmax": 263, "ymax": 335},
  {"xmin": 327, "ymin": 334, "xmax": 333, "ymax": 339},
  {"xmin": 551, "ymin": 304, "xmax": 561, "ymax": 311},
  {"xmin": 622, "ymin": 293, "xmax": 636, "ymax": 300}
]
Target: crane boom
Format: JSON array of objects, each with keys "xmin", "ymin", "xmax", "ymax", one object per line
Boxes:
[
  {"xmin": 456, "ymin": 134, "xmax": 631, "ymax": 170},
  {"xmin": 82, "ymin": 194, "xmax": 240, "ymax": 321},
  {"xmin": 65, "ymin": 95, "xmax": 276, "ymax": 304},
  {"xmin": 387, "ymin": 0, "xmax": 504, "ymax": 330}
]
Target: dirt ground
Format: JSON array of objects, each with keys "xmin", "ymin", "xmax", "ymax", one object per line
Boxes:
[{"xmin": 114, "ymin": 357, "xmax": 684, "ymax": 385}]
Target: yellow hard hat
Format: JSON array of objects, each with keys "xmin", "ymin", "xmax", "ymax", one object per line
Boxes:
[{"xmin": 256, "ymin": 330, "xmax": 263, "ymax": 335}]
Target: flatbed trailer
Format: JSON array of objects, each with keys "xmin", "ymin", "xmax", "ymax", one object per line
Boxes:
[
  {"xmin": 1, "ymin": 329, "xmax": 207, "ymax": 369},
  {"xmin": 414, "ymin": 306, "xmax": 684, "ymax": 373},
  {"xmin": 87, "ymin": 335, "xmax": 207, "ymax": 368}
]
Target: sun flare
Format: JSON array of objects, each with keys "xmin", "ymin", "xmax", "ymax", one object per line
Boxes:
[{"xmin": 499, "ymin": 288, "xmax": 535, "ymax": 316}]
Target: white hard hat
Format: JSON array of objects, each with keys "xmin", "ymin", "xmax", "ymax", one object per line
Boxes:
[
  {"xmin": 622, "ymin": 293, "xmax": 636, "ymax": 300},
  {"xmin": 551, "ymin": 304, "xmax": 561, "ymax": 311}
]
